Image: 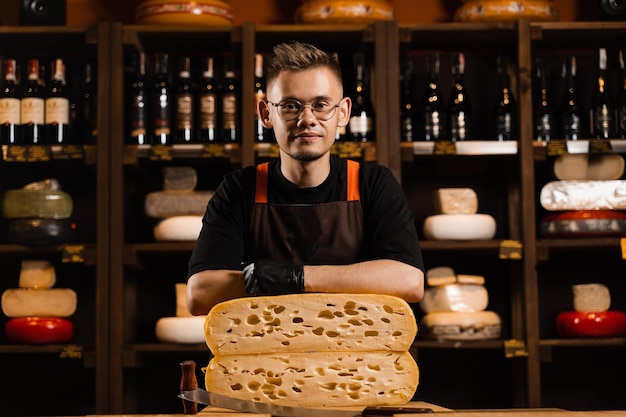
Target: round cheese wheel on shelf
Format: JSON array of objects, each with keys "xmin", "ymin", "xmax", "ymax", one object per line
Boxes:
[
  {"xmin": 539, "ymin": 210, "xmax": 626, "ymax": 238},
  {"xmin": 2, "ymin": 189, "xmax": 73, "ymax": 219},
  {"xmin": 423, "ymin": 213, "xmax": 496, "ymax": 240},
  {"xmin": 134, "ymin": 0, "xmax": 234, "ymax": 25},
  {"xmin": 7, "ymin": 218, "xmax": 78, "ymax": 246},
  {"xmin": 419, "ymin": 284, "xmax": 489, "ymax": 314},
  {"xmin": 155, "ymin": 316, "xmax": 206, "ymax": 344},
  {"xmin": 556, "ymin": 310, "xmax": 626, "ymax": 338},
  {"xmin": 421, "ymin": 311, "xmax": 501, "ymax": 341},
  {"xmin": 5, "ymin": 317, "xmax": 74, "ymax": 344},
  {"xmin": 553, "ymin": 154, "xmax": 625, "ymax": 181},
  {"xmin": 295, "ymin": 0, "xmax": 395, "ymax": 24},
  {"xmin": 153, "ymin": 215, "xmax": 203, "ymax": 241}
]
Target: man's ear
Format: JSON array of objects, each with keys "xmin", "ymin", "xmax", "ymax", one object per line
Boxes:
[
  {"xmin": 337, "ymin": 97, "xmax": 352, "ymax": 127},
  {"xmin": 258, "ymin": 100, "xmax": 272, "ymax": 128}
]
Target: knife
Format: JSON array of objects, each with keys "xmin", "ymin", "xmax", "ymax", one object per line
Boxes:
[{"xmin": 179, "ymin": 388, "xmax": 432, "ymax": 416}]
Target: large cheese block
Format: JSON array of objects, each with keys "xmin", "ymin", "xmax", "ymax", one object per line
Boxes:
[
  {"xmin": 205, "ymin": 294, "xmax": 417, "ymax": 355},
  {"xmin": 572, "ymin": 283, "xmax": 611, "ymax": 312},
  {"xmin": 153, "ymin": 215, "xmax": 203, "ymax": 241},
  {"xmin": 432, "ymin": 188, "xmax": 478, "ymax": 214},
  {"xmin": 423, "ymin": 214, "xmax": 496, "ymax": 240},
  {"xmin": 144, "ymin": 191, "xmax": 213, "ymax": 218},
  {"xmin": 18, "ymin": 260, "xmax": 56, "ymax": 289},
  {"xmin": 205, "ymin": 351, "xmax": 418, "ymax": 407},
  {"xmin": 554, "ymin": 154, "xmax": 625, "ymax": 181},
  {"xmin": 1, "ymin": 288, "xmax": 77, "ymax": 317},
  {"xmin": 419, "ymin": 284, "xmax": 488, "ymax": 314},
  {"xmin": 540, "ymin": 180, "xmax": 626, "ymax": 211},
  {"xmin": 7, "ymin": 218, "xmax": 78, "ymax": 246},
  {"xmin": 2, "ymin": 189, "xmax": 73, "ymax": 219},
  {"xmin": 421, "ymin": 311, "xmax": 501, "ymax": 341},
  {"xmin": 155, "ymin": 316, "xmax": 206, "ymax": 344}
]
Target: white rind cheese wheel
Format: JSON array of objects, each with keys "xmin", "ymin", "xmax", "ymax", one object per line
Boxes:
[
  {"xmin": 423, "ymin": 214, "xmax": 496, "ymax": 240},
  {"xmin": 155, "ymin": 316, "xmax": 206, "ymax": 344},
  {"xmin": 18, "ymin": 260, "xmax": 56, "ymax": 289},
  {"xmin": 1, "ymin": 288, "xmax": 77, "ymax": 317},
  {"xmin": 153, "ymin": 215, "xmax": 203, "ymax": 241},
  {"xmin": 144, "ymin": 191, "xmax": 214, "ymax": 218},
  {"xmin": 205, "ymin": 351, "xmax": 418, "ymax": 407},
  {"xmin": 433, "ymin": 188, "xmax": 478, "ymax": 214},
  {"xmin": 421, "ymin": 311, "xmax": 501, "ymax": 341},
  {"xmin": 419, "ymin": 284, "xmax": 489, "ymax": 314},
  {"xmin": 540, "ymin": 180, "xmax": 626, "ymax": 211},
  {"xmin": 205, "ymin": 294, "xmax": 417, "ymax": 355},
  {"xmin": 426, "ymin": 266, "xmax": 456, "ymax": 286},
  {"xmin": 572, "ymin": 283, "xmax": 611, "ymax": 312},
  {"xmin": 554, "ymin": 154, "xmax": 625, "ymax": 181}
]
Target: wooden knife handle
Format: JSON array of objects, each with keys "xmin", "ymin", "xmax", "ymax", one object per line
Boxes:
[
  {"xmin": 180, "ymin": 360, "xmax": 199, "ymax": 415},
  {"xmin": 362, "ymin": 406, "xmax": 433, "ymax": 415}
]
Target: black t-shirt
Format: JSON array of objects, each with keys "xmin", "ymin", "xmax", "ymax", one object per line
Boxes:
[{"xmin": 188, "ymin": 155, "xmax": 423, "ymax": 276}]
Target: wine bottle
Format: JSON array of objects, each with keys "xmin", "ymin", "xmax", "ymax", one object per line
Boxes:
[
  {"xmin": 254, "ymin": 53, "xmax": 273, "ymax": 143},
  {"xmin": 0, "ymin": 58, "xmax": 21, "ymax": 145},
  {"xmin": 45, "ymin": 58, "xmax": 70, "ymax": 144},
  {"xmin": 494, "ymin": 54, "xmax": 517, "ymax": 141},
  {"xmin": 174, "ymin": 56, "xmax": 195, "ymax": 143},
  {"xmin": 560, "ymin": 55, "xmax": 581, "ymax": 140},
  {"xmin": 77, "ymin": 62, "xmax": 97, "ymax": 144},
  {"xmin": 20, "ymin": 59, "xmax": 45, "ymax": 144},
  {"xmin": 221, "ymin": 54, "xmax": 239, "ymax": 143},
  {"xmin": 348, "ymin": 51, "xmax": 375, "ymax": 142},
  {"xmin": 400, "ymin": 56, "xmax": 417, "ymax": 142},
  {"xmin": 533, "ymin": 57, "xmax": 555, "ymax": 141},
  {"xmin": 617, "ymin": 50, "xmax": 626, "ymax": 138},
  {"xmin": 198, "ymin": 56, "xmax": 218, "ymax": 143},
  {"xmin": 151, "ymin": 52, "xmax": 172, "ymax": 145},
  {"xmin": 127, "ymin": 51, "xmax": 149, "ymax": 145},
  {"xmin": 423, "ymin": 53, "xmax": 445, "ymax": 141},
  {"xmin": 590, "ymin": 48, "xmax": 615, "ymax": 139},
  {"xmin": 448, "ymin": 52, "xmax": 472, "ymax": 142}
]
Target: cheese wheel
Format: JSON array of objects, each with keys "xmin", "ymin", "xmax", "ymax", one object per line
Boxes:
[
  {"xmin": 205, "ymin": 294, "xmax": 417, "ymax": 355},
  {"xmin": 2, "ymin": 189, "xmax": 73, "ymax": 219},
  {"xmin": 18, "ymin": 260, "xmax": 56, "ymax": 289},
  {"xmin": 572, "ymin": 283, "xmax": 611, "ymax": 312},
  {"xmin": 539, "ymin": 210, "xmax": 626, "ymax": 238},
  {"xmin": 423, "ymin": 214, "xmax": 496, "ymax": 240},
  {"xmin": 557, "ymin": 310, "xmax": 626, "ymax": 338},
  {"xmin": 153, "ymin": 215, "xmax": 202, "ymax": 241},
  {"xmin": 540, "ymin": 180, "xmax": 626, "ymax": 211},
  {"xmin": 144, "ymin": 191, "xmax": 213, "ymax": 219},
  {"xmin": 421, "ymin": 311, "xmax": 501, "ymax": 341},
  {"xmin": 426, "ymin": 266, "xmax": 456, "ymax": 287},
  {"xmin": 205, "ymin": 351, "xmax": 418, "ymax": 407},
  {"xmin": 5, "ymin": 317, "xmax": 74, "ymax": 344},
  {"xmin": 162, "ymin": 166, "xmax": 198, "ymax": 191},
  {"xmin": 155, "ymin": 316, "xmax": 206, "ymax": 344},
  {"xmin": 433, "ymin": 188, "xmax": 478, "ymax": 215},
  {"xmin": 419, "ymin": 284, "xmax": 489, "ymax": 314},
  {"xmin": 554, "ymin": 154, "xmax": 625, "ymax": 181},
  {"xmin": 7, "ymin": 218, "xmax": 78, "ymax": 246},
  {"xmin": 1, "ymin": 288, "xmax": 77, "ymax": 317}
]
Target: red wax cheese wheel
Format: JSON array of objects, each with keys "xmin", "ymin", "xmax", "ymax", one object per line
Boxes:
[
  {"xmin": 556, "ymin": 310, "xmax": 626, "ymax": 338},
  {"xmin": 540, "ymin": 210, "xmax": 626, "ymax": 238},
  {"xmin": 5, "ymin": 317, "xmax": 74, "ymax": 344}
]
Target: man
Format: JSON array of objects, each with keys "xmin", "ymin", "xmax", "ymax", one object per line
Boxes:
[{"xmin": 187, "ymin": 41, "xmax": 424, "ymax": 315}]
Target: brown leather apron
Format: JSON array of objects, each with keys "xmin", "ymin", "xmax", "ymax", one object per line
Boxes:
[{"xmin": 249, "ymin": 159, "xmax": 365, "ymax": 265}]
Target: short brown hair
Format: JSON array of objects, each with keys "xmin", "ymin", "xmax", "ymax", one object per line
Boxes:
[{"xmin": 265, "ymin": 41, "xmax": 343, "ymax": 90}]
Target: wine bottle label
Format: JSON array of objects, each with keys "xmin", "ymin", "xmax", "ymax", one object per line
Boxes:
[
  {"xmin": 21, "ymin": 98, "xmax": 45, "ymax": 124},
  {"xmin": 45, "ymin": 97, "xmax": 70, "ymax": 124},
  {"xmin": 222, "ymin": 95, "xmax": 237, "ymax": 129},
  {"xmin": 592, "ymin": 107, "xmax": 613, "ymax": 137},
  {"xmin": 0, "ymin": 98, "xmax": 21, "ymax": 124},
  {"xmin": 176, "ymin": 95, "xmax": 193, "ymax": 129},
  {"xmin": 199, "ymin": 94, "xmax": 217, "ymax": 129},
  {"xmin": 349, "ymin": 114, "xmax": 372, "ymax": 134},
  {"xmin": 425, "ymin": 112, "xmax": 443, "ymax": 140}
]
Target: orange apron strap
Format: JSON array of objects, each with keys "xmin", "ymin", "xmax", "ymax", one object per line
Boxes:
[
  {"xmin": 346, "ymin": 159, "xmax": 360, "ymax": 201},
  {"xmin": 255, "ymin": 163, "xmax": 269, "ymax": 203}
]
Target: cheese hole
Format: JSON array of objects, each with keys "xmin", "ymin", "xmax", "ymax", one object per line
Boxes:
[
  {"xmin": 281, "ymin": 341, "xmax": 290, "ymax": 346},
  {"xmin": 321, "ymin": 383, "xmax": 337, "ymax": 391},
  {"xmin": 292, "ymin": 387, "xmax": 302, "ymax": 393},
  {"xmin": 367, "ymin": 364, "xmax": 381, "ymax": 371},
  {"xmin": 292, "ymin": 317, "xmax": 304, "ymax": 323},
  {"xmin": 325, "ymin": 331, "xmax": 339, "ymax": 338},
  {"xmin": 253, "ymin": 368, "xmax": 265, "ymax": 375},
  {"xmin": 383, "ymin": 305, "xmax": 394, "ymax": 314},
  {"xmin": 312, "ymin": 327, "xmax": 324, "ymax": 335},
  {"xmin": 230, "ymin": 383, "xmax": 243, "ymax": 391},
  {"xmin": 393, "ymin": 331, "xmax": 403, "ymax": 337},
  {"xmin": 273, "ymin": 305, "xmax": 285, "ymax": 314},
  {"xmin": 262, "ymin": 384, "xmax": 275, "ymax": 395},
  {"xmin": 247, "ymin": 315, "xmax": 260, "ymax": 325},
  {"xmin": 317, "ymin": 310, "xmax": 335, "ymax": 319},
  {"xmin": 229, "ymin": 317, "xmax": 241, "ymax": 324},
  {"xmin": 364, "ymin": 330, "xmax": 379, "ymax": 337},
  {"xmin": 381, "ymin": 318, "xmax": 391, "ymax": 323},
  {"xmin": 349, "ymin": 393, "xmax": 361, "ymax": 400},
  {"xmin": 247, "ymin": 381, "xmax": 261, "ymax": 391},
  {"xmin": 348, "ymin": 319, "xmax": 362, "ymax": 326},
  {"xmin": 267, "ymin": 377, "xmax": 283, "ymax": 386},
  {"xmin": 334, "ymin": 311, "xmax": 344, "ymax": 317},
  {"xmin": 315, "ymin": 368, "xmax": 325, "ymax": 376},
  {"xmin": 349, "ymin": 383, "xmax": 361, "ymax": 391},
  {"xmin": 363, "ymin": 319, "xmax": 374, "ymax": 326}
]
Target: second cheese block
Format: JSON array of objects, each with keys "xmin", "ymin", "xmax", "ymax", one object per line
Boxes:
[
  {"xmin": 423, "ymin": 214, "xmax": 496, "ymax": 240},
  {"xmin": 205, "ymin": 351, "xmax": 418, "ymax": 407},
  {"xmin": 1, "ymin": 288, "xmax": 77, "ymax": 317},
  {"xmin": 205, "ymin": 294, "xmax": 417, "ymax": 355},
  {"xmin": 18, "ymin": 260, "xmax": 56, "ymax": 289},
  {"xmin": 433, "ymin": 188, "xmax": 478, "ymax": 214},
  {"xmin": 419, "ymin": 284, "xmax": 489, "ymax": 313}
]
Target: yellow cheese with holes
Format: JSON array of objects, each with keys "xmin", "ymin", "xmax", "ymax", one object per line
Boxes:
[
  {"xmin": 204, "ymin": 294, "xmax": 417, "ymax": 355},
  {"xmin": 205, "ymin": 351, "xmax": 418, "ymax": 407}
]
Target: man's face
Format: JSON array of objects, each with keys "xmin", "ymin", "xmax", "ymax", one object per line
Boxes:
[{"xmin": 262, "ymin": 67, "xmax": 350, "ymax": 162}]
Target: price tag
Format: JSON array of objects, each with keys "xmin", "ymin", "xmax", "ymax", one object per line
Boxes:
[
  {"xmin": 4, "ymin": 145, "xmax": 27, "ymax": 162},
  {"xmin": 59, "ymin": 345, "xmax": 83, "ymax": 360},
  {"xmin": 504, "ymin": 339, "xmax": 528, "ymax": 358},
  {"xmin": 333, "ymin": 142, "xmax": 363, "ymax": 158},
  {"xmin": 5, "ymin": 145, "xmax": 52, "ymax": 162},
  {"xmin": 202, "ymin": 143, "xmax": 227, "ymax": 158},
  {"xmin": 589, "ymin": 139, "xmax": 612, "ymax": 153},
  {"xmin": 433, "ymin": 141, "xmax": 456, "ymax": 155},
  {"xmin": 499, "ymin": 240, "xmax": 523, "ymax": 260},
  {"xmin": 62, "ymin": 245, "xmax": 85, "ymax": 263},
  {"xmin": 546, "ymin": 140, "xmax": 568, "ymax": 156},
  {"xmin": 53, "ymin": 145, "xmax": 84, "ymax": 160},
  {"xmin": 149, "ymin": 145, "xmax": 173, "ymax": 160}
]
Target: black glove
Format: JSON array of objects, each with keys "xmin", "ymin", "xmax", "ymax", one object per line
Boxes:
[{"xmin": 243, "ymin": 259, "xmax": 305, "ymax": 296}]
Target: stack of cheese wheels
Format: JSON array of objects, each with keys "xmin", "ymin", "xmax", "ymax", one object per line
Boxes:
[
  {"xmin": 2, "ymin": 260, "xmax": 76, "ymax": 344},
  {"xmin": 423, "ymin": 188, "xmax": 496, "ymax": 240},
  {"xmin": 539, "ymin": 155, "xmax": 626, "ymax": 238},
  {"xmin": 2, "ymin": 179, "xmax": 78, "ymax": 246},
  {"xmin": 420, "ymin": 266, "xmax": 501, "ymax": 341},
  {"xmin": 556, "ymin": 283, "xmax": 626, "ymax": 338},
  {"xmin": 155, "ymin": 283, "xmax": 205, "ymax": 344},
  {"xmin": 203, "ymin": 293, "xmax": 419, "ymax": 407},
  {"xmin": 147, "ymin": 167, "xmax": 214, "ymax": 242}
]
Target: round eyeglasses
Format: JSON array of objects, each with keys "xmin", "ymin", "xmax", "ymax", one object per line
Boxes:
[{"xmin": 267, "ymin": 99, "xmax": 340, "ymax": 121}]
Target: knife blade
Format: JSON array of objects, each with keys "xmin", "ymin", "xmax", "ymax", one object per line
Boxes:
[{"xmin": 178, "ymin": 388, "xmax": 432, "ymax": 416}]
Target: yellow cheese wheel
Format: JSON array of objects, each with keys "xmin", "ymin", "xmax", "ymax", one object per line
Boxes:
[{"xmin": 205, "ymin": 293, "xmax": 417, "ymax": 355}]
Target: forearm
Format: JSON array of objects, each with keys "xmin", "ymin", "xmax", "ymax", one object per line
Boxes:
[
  {"xmin": 303, "ymin": 259, "xmax": 424, "ymax": 303},
  {"xmin": 186, "ymin": 269, "xmax": 247, "ymax": 315}
]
